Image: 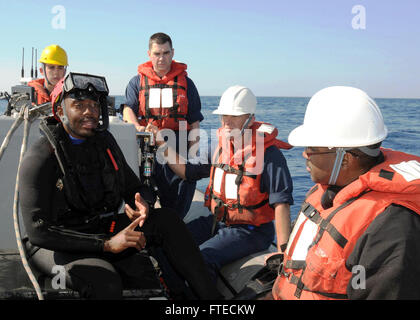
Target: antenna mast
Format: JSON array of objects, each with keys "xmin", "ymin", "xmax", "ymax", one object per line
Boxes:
[{"xmin": 21, "ymin": 47, "xmax": 25, "ymax": 78}]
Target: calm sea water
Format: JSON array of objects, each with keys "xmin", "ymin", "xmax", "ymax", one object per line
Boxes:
[{"xmin": 1, "ymin": 96, "xmax": 419, "ymax": 220}]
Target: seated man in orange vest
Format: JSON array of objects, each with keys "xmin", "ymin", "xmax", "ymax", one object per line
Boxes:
[
  {"xmin": 146, "ymin": 85, "xmax": 294, "ymax": 283},
  {"xmin": 122, "ymin": 32, "xmax": 202, "ymax": 219},
  {"xmin": 28, "ymin": 44, "xmax": 68, "ymax": 105},
  {"xmin": 271, "ymin": 86, "xmax": 420, "ymax": 300}
]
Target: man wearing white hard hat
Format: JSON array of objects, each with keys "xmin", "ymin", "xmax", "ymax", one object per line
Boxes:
[
  {"xmin": 146, "ymin": 85, "xmax": 294, "ymax": 285},
  {"xmin": 271, "ymin": 86, "xmax": 420, "ymax": 300}
]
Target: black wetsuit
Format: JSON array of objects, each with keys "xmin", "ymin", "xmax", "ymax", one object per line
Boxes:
[{"xmin": 18, "ymin": 122, "xmax": 221, "ymax": 299}]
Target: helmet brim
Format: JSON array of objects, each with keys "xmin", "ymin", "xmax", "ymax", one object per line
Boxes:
[
  {"xmin": 288, "ymin": 124, "xmax": 388, "ymax": 148},
  {"xmin": 212, "ymin": 108, "xmax": 251, "ymax": 116},
  {"xmin": 40, "ymin": 59, "xmax": 68, "ymax": 66}
]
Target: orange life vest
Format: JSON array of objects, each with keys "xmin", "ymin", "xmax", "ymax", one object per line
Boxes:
[
  {"xmin": 137, "ymin": 61, "xmax": 189, "ymax": 130},
  {"xmin": 273, "ymin": 148, "xmax": 420, "ymax": 300},
  {"xmin": 204, "ymin": 122, "xmax": 292, "ymax": 226},
  {"xmin": 28, "ymin": 78, "xmax": 50, "ymax": 105}
]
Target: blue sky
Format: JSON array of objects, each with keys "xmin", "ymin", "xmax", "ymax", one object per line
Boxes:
[{"xmin": 0, "ymin": 0, "xmax": 419, "ymax": 98}]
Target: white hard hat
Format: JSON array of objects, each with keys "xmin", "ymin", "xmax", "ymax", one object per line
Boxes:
[
  {"xmin": 288, "ymin": 86, "xmax": 388, "ymax": 148},
  {"xmin": 213, "ymin": 85, "xmax": 256, "ymax": 116}
]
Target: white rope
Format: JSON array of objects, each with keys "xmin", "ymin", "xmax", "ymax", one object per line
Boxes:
[
  {"xmin": 11, "ymin": 106, "xmax": 44, "ymax": 300},
  {"xmin": 0, "ymin": 108, "xmax": 25, "ymax": 161}
]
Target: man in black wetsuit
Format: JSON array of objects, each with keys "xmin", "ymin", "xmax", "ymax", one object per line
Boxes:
[{"xmin": 18, "ymin": 72, "xmax": 221, "ymax": 300}]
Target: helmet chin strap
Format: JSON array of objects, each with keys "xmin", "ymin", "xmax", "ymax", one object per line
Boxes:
[
  {"xmin": 328, "ymin": 148, "xmax": 347, "ymax": 185},
  {"xmin": 328, "ymin": 146, "xmax": 382, "ymax": 185},
  {"xmin": 42, "ymin": 64, "xmax": 53, "ymax": 86},
  {"xmin": 43, "ymin": 63, "xmax": 67, "ymax": 87},
  {"xmin": 60, "ymin": 100, "xmax": 70, "ymax": 127},
  {"xmin": 240, "ymin": 114, "xmax": 254, "ymax": 135}
]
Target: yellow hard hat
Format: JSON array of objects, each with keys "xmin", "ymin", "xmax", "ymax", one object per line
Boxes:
[{"xmin": 39, "ymin": 44, "xmax": 68, "ymax": 66}]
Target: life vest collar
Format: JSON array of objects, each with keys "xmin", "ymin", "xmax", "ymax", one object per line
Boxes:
[
  {"xmin": 28, "ymin": 78, "xmax": 50, "ymax": 104},
  {"xmin": 331, "ymin": 148, "xmax": 420, "ymax": 210},
  {"xmin": 216, "ymin": 121, "xmax": 292, "ymax": 173},
  {"xmin": 137, "ymin": 60, "xmax": 187, "ymax": 82}
]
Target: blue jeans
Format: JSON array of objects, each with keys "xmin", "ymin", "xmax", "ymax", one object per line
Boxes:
[
  {"xmin": 153, "ymin": 161, "xmax": 196, "ymax": 219},
  {"xmin": 186, "ymin": 215, "xmax": 275, "ymax": 281}
]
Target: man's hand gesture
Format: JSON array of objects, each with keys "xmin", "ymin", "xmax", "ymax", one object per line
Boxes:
[
  {"xmin": 125, "ymin": 192, "xmax": 149, "ymax": 227},
  {"xmin": 103, "ymin": 216, "xmax": 147, "ymax": 253}
]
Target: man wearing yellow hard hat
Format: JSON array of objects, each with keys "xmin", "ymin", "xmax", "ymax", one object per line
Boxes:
[{"xmin": 28, "ymin": 44, "xmax": 68, "ymax": 105}]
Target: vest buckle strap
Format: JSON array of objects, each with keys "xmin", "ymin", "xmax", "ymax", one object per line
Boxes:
[
  {"xmin": 301, "ymin": 203, "xmax": 322, "ymax": 223},
  {"xmin": 289, "ymin": 273, "xmax": 348, "ymax": 299},
  {"xmin": 294, "ymin": 279, "xmax": 304, "ymax": 299},
  {"xmin": 285, "ymin": 259, "xmax": 306, "ymax": 270},
  {"xmin": 289, "ymin": 272, "xmax": 308, "ymax": 299},
  {"xmin": 300, "ymin": 202, "xmax": 310, "ymax": 213},
  {"xmin": 278, "ymin": 263, "xmax": 287, "ymax": 277}
]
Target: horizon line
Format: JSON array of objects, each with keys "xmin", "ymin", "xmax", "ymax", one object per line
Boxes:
[{"xmin": 108, "ymin": 94, "xmax": 420, "ymax": 100}]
